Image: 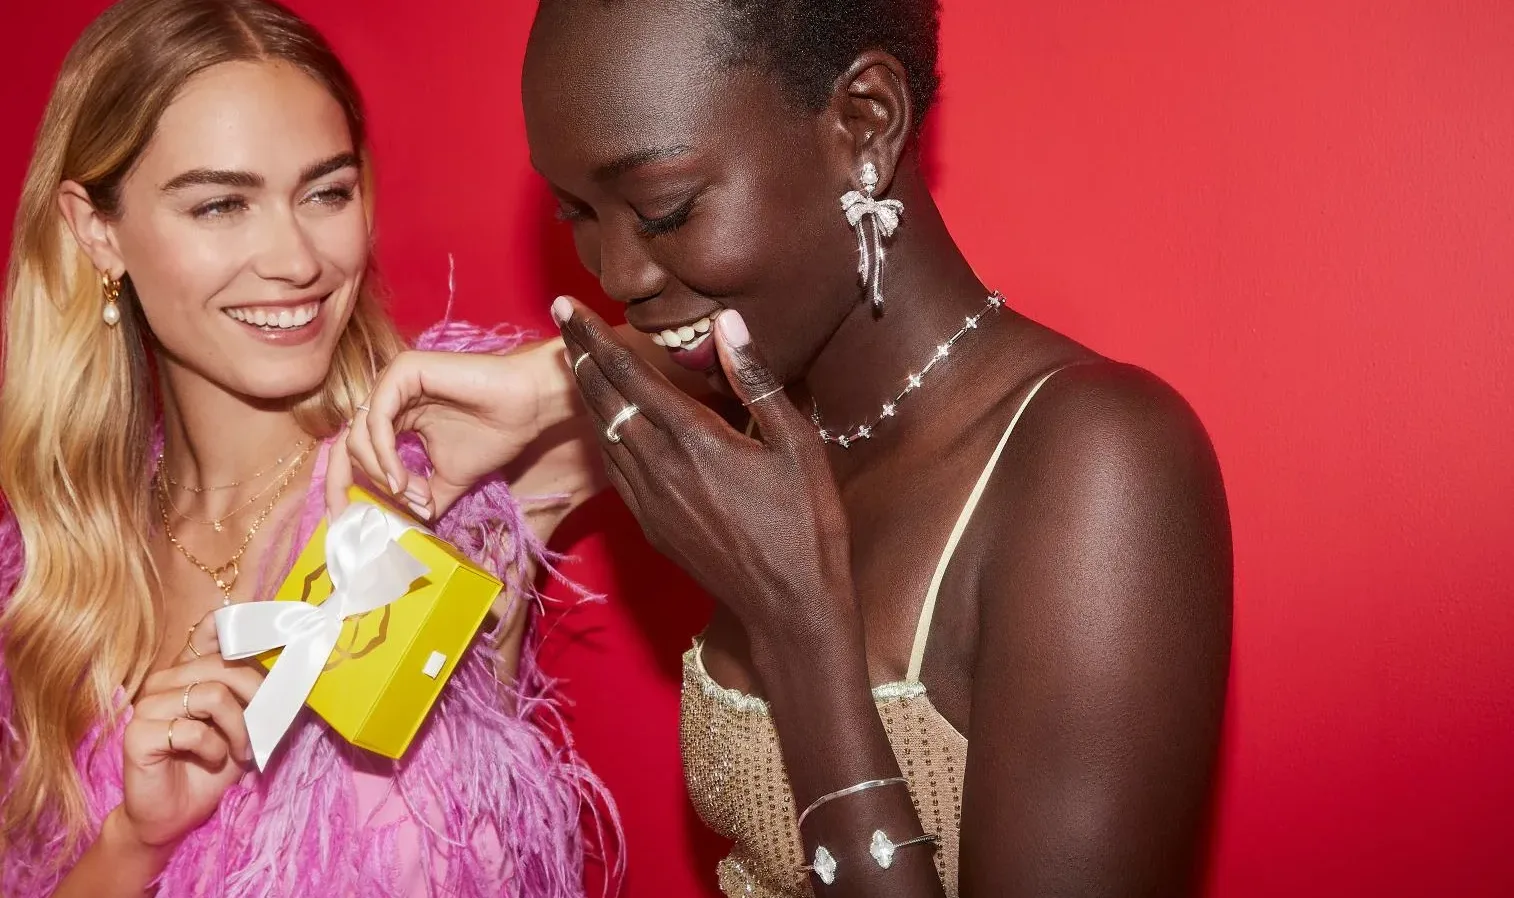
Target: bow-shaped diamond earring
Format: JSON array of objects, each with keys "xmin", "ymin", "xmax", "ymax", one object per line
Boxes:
[{"xmin": 840, "ymin": 162, "xmax": 905, "ymax": 311}]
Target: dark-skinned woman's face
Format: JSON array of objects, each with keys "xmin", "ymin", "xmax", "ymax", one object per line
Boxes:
[{"xmin": 523, "ymin": 0, "xmax": 858, "ymax": 382}]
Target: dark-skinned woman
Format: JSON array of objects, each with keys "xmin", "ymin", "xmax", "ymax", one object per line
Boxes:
[{"xmin": 331, "ymin": 2, "xmax": 1233, "ymax": 896}]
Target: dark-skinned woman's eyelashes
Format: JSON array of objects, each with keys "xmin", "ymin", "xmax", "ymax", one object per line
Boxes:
[
  {"xmin": 554, "ymin": 203, "xmax": 591, "ymax": 224},
  {"xmin": 635, "ymin": 193, "xmax": 699, "ymax": 238}
]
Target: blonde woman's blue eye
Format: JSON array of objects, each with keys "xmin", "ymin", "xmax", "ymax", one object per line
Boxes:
[
  {"xmin": 192, "ymin": 197, "xmax": 248, "ymax": 218},
  {"xmin": 309, "ymin": 186, "xmax": 355, "ymax": 206}
]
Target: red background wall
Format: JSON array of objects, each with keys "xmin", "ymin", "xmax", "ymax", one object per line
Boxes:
[{"xmin": 2, "ymin": 2, "xmax": 1511, "ymax": 896}]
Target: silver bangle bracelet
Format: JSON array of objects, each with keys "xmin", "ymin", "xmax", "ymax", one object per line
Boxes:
[
  {"xmin": 795, "ymin": 777, "xmax": 908, "ymax": 831},
  {"xmin": 797, "ymin": 828, "xmax": 943, "ymax": 886},
  {"xmin": 868, "ymin": 829, "xmax": 941, "ymax": 869}
]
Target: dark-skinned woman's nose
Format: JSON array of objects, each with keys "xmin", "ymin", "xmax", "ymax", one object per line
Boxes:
[{"xmin": 593, "ymin": 221, "xmax": 666, "ymax": 304}]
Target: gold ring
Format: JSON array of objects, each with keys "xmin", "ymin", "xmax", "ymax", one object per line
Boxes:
[
  {"xmin": 185, "ymin": 625, "xmax": 203, "ymax": 658},
  {"xmin": 166, "ymin": 718, "xmax": 178, "ymax": 752},
  {"xmin": 604, "ymin": 405, "xmax": 640, "ymax": 444},
  {"xmin": 183, "ymin": 682, "xmax": 199, "ymax": 719},
  {"xmin": 572, "ymin": 352, "xmax": 591, "ymax": 375}
]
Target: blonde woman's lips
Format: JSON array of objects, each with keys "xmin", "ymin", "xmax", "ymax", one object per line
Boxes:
[{"xmin": 223, "ymin": 294, "xmax": 330, "ymax": 347}]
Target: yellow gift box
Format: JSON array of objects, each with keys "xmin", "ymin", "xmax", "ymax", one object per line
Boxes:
[{"xmin": 258, "ymin": 486, "xmax": 502, "ymax": 759}]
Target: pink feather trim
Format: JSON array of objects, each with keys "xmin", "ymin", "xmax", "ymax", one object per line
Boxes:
[{"xmin": 0, "ymin": 319, "xmax": 622, "ymax": 897}]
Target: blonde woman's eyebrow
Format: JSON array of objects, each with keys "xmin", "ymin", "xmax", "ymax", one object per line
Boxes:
[{"xmin": 160, "ymin": 152, "xmax": 359, "ymax": 194}]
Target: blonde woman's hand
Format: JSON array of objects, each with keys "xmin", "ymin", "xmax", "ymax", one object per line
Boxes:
[
  {"xmin": 327, "ymin": 338, "xmax": 614, "ymax": 552},
  {"xmin": 327, "ymin": 340, "xmax": 586, "ymax": 519},
  {"xmin": 117, "ymin": 612, "xmax": 264, "ymax": 851}
]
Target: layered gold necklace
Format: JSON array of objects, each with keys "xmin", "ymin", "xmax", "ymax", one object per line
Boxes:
[{"xmin": 156, "ymin": 440, "xmax": 314, "ymax": 605}]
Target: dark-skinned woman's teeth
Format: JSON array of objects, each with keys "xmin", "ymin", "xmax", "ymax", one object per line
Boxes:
[
  {"xmin": 650, "ymin": 316, "xmax": 714, "ymax": 348},
  {"xmin": 655, "ymin": 330, "xmax": 713, "ymax": 352}
]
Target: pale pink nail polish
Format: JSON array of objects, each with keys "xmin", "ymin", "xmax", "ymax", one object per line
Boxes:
[{"xmin": 719, "ymin": 310, "xmax": 751, "ymax": 346}]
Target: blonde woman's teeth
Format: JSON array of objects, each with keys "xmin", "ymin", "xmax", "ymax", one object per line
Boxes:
[
  {"xmin": 226, "ymin": 302, "xmax": 319, "ymax": 329},
  {"xmin": 652, "ymin": 316, "xmax": 715, "ymax": 349}
]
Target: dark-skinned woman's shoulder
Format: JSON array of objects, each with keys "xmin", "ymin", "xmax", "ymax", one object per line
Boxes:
[
  {"xmin": 961, "ymin": 359, "xmax": 1232, "ymax": 898},
  {"xmin": 979, "ymin": 357, "xmax": 1233, "ymax": 616}
]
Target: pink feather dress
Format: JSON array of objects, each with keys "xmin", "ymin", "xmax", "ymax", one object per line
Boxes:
[{"xmin": 0, "ymin": 321, "xmax": 617, "ymax": 897}]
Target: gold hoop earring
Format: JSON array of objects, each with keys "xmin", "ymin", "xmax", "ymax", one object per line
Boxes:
[{"xmin": 101, "ymin": 272, "xmax": 122, "ymax": 327}]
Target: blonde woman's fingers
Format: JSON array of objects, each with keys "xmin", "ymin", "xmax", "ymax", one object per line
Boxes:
[
  {"xmin": 125, "ymin": 715, "xmax": 228, "ymax": 768},
  {"xmin": 141, "ymin": 656, "xmax": 265, "ymax": 707},
  {"xmin": 174, "ymin": 610, "xmax": 224, "ymax": 664}
]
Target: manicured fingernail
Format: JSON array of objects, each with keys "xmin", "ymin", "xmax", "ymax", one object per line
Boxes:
[
  {"xmin": 404, "ymin": 487, "xmax": 426, "ymax": 506},
  {"xmin": 551, "ymin": 296, "xmax": 572, "ymax": 326},
  {"xmin": 386, "ymin": 474, "xmax": 399, "ymax": 493},
  {"xmin": 718, "ymin": 310, "xmax": 750, "ymax": 347},
  {"xmin": 407, "ymin": 500, "xmax": 431, "ymax": 521}
]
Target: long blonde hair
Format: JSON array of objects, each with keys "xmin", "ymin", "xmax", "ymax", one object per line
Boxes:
[{"xmin": 0, "ymin": 0, "xmax": 404, "ymax": 853}]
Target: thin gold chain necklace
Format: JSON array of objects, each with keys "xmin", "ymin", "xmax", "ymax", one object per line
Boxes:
[
  {"xmin": 162, "ymin": 445, "xmax": 311, "ymax": 532},
  {"xmin": 163, "ymin": 438, "xmax": 310, "ymax": 494},
  {"xmin": 156, "ymin": 443, "xmax": 312, "ymax": 605}
]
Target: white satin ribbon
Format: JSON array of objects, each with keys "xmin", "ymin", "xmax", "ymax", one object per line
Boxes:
[{"xmin": 215, "ymin": 502, "xmax": 431, "ymax": 770}]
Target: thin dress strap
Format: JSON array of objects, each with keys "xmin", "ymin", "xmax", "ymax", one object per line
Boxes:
[{"xmin": 905, "ymin": 364, "xmax": 1075, "ymax": 681}]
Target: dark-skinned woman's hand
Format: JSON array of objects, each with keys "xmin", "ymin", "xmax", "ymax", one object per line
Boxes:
[{"xmin": 553, "ymin": 296, "xmax": 858, "ymax": 650}]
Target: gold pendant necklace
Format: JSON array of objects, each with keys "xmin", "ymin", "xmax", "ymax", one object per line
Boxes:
[
  {"xmin": 163, "ymin": 439, "xmax": 310, "ymax": 494},
  {"xmin": 157, "ymin": 443, "xmax": 312, "ymax": 605},
  {"xmin": 162, "ymin": 446, "xmax": 310, "ymax": 532}
]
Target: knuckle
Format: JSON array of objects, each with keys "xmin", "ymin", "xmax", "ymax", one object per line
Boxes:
[
  {"xmin": 201, "ymin": 681, "xmax": 236, "ymax": 709},
  {"xmin": 675, "ymin": 427, "xmax": 717, "ymax": 458},
  {"xmin": 124, "ymin": 716, "xmax": 148, "ymax": 741},
  {"xmin": 600, "ymin": 346, "xmax": 638, "ymax": 382},
  {"xmin": 388, "ymin": 349, "xmax": 420, "ymax": 380},
  {"xmin": 174, "ymin": 720, "xmax": 201, "ymax": 745},
  {"xmin": 730, "ymin": 346, "xmax": 774, "ymax": 387},
  {"xmin": 234, "ymin": 674, "xmax": 264, "ymax": 700}
]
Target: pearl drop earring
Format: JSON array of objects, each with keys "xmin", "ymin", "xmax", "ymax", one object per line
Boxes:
[{"xmin": 101, "ymin": 272, "xmax": 122, "ymax": 326}]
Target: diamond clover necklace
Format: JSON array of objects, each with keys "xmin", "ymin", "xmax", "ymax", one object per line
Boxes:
[{"xmin": 810, "ymin": 291, "xmax": 1005, "ymax": 449}]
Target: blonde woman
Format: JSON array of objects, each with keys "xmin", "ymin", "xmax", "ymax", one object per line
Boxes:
[{"xmin": 0, "ymin": 1, "xmax": 610, "ymax": 895}]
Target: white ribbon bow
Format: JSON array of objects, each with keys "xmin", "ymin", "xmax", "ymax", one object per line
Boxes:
[
  {"xmin": 841, "ymin": 190, "xmax": 906, "ymax": 309},
  {"xmin": 215, "ymin": 502, "xmax": 431, "ymax": 769}
]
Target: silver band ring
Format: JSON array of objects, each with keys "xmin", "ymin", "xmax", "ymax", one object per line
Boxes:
[
  {"xmin": 355, "ymin": 404, "xmax": 371, "ymax": 413},
  {"xmin": 742, "ymin": 386, "xmax": 785, "ymax": 407},
  {"xmin": 166, "ymin": 718, "xmax": 178, "ymax": 752},
  {"xmin": 604, "ymin": 405, "xmax": 640, "ymax": 444},
  {"xmin": 183, "ymin": 682, "xmax": 199, "ymax": 719},
  {"xmin": 572, "ymin": 352, "xmax": 591, "ymax": 375}
]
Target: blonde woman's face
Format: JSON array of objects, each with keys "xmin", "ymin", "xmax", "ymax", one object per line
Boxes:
[{"xmin": 107, "ymin": 60, "xmax": 369, "ymax": 401}]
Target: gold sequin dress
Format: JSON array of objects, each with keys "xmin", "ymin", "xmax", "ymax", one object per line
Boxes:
[{"xmin": 679, "ymin": 367, "xmax": 1070, "ymax": 897}]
